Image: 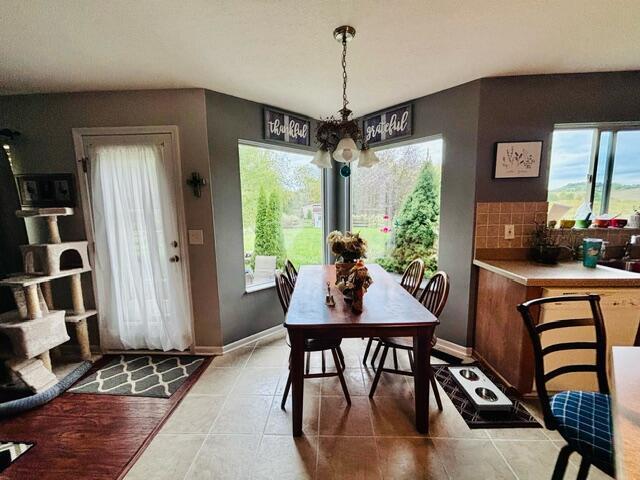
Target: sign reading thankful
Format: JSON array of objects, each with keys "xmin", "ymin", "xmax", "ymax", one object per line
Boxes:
[
  {"xmin": 363, "ymin": 104, "xmax": 412, "ymax": 146},
  {"xmin": 264, "ymin": 108, "xmax": 311, "ymax": 146}
]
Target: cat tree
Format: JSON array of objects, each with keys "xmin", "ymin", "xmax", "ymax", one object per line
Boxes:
[{"xmin": 0, "ymin": 208, "xmax": 96, "ymax": 393}]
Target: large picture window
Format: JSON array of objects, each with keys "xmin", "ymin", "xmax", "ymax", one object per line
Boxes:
[
  {"xmin": 239, "ymin": 143, "xmax": 323, "ymax": 289},
  {"xmin": 548, "ymin": 126, "xmax": 640, "ymax": 218},
  {"xmin": 350, "ymin": 138, "xmax": 443, "ymax": 274}
]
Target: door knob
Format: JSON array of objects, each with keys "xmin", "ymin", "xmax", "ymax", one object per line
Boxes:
[
  {"xmin": 171, "ymin": 241, "xmax": 178, "ymax": 248},
  {"xmin": 170, "ymin": 255, "xmax": 180, "ymax": 263}
]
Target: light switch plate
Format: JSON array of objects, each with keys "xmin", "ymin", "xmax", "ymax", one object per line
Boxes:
[
  {"xmin": 188, "ymin": 229, "xmax": 204, "ymax": 245},
  {"xmin": 504, "ymin": 224, "xmax": 515, "ymax": 240}
]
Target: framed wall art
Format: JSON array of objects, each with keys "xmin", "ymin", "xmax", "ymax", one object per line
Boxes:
[
  {"xmin": 494, "ymin": 141, "xmax": 542, "ymax": 179},
  {"xmin": 15, "ymin": 173, "xmax": 77, "ymax": 208}
]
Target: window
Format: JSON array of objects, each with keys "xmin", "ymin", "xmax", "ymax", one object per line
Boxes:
[
  {"xmin": 548, "ymin": 126, "xmax": 640, "ymax": 218},
  {"xmin": 239, "ymin": 143, "xmax": 323, "ymax": 290},
  {"xmin": 350, "ymin": 138, "xmax": 443, "ymax": 274}
]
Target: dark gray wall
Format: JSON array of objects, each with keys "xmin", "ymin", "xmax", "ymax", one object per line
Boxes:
[
  {"xmin": 476, "ymin": 71, "xmax": 640, "ymax": 202},
  {"xmin": 372, "ymin": 81, "xmax": 482, "ymax": 346},
  {"xmin": 0, "ymin": 89, "xmax": 221, "ymax": 347},
  {"xmin": 204, "ymin": 91, "xmax": 320, "ymax": 344}
]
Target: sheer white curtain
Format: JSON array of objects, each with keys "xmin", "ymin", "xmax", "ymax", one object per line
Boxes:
[{"xmin": 91, "ymin": 143, "xmax": 192, "ymax": 351}]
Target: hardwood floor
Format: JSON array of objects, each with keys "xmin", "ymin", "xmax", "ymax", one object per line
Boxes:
[{"xmin": 0, "ymin": 356, "xmax": 211, "ymax": 480}]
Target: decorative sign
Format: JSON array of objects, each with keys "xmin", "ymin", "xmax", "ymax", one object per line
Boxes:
[
  {"xmin": 15, "ymin": 173, "xmax": 76, "ymax": 208},
  {"xmin": 363, "ymin": 103, "xmax": 412, "ymax": 146},
  {"xmin": 494, "ymin": 141, "xmax": 543, "ymax": 179},
  {"xmin": 263, "ymin": 108, "xmax": 311, "ymax": 146}
]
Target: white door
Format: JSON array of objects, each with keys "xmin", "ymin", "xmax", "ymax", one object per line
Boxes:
[{"xmin": 80, "ymin": 132, "xmax": 193, "ymax": 351}]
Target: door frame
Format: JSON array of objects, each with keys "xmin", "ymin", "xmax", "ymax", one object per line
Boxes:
[{"xmin": 72, "ymin": 125, "xmax": 196, "ymax": 354}]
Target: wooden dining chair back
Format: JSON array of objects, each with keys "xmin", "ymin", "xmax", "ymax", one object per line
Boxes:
[
  {"xmin": 400, "ymin": 258, "xmax": 425, "ymax": 297},
  {"xmin": 275, "ymin": 271, "xmax": 294, "ymax": 315},
  {"xmin": 284, "ymin": 259, "xmax": 298, "ymax": 286},
  {"xmin": 517, "ymin": 294, "xmax": 613, "ymax": 479},
  {"xmin": 419, "ymin": 271, "xmax": 450, "ymax": 317}
]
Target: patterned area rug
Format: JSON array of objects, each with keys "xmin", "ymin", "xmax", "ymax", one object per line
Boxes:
[
  {"xmin": 69, "ymin": 355, "xmax": 205, "ymax": 398},
  {"xmin": 0, "ymin": 441, "xmax": 34, "ymax": 473},
  {"xmin": 434, "ymin": 364, "xmax": 541, "ymax": 429}
]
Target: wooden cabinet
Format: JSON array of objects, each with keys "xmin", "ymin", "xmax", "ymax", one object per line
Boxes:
[
  {"xmin": 474, "ymin": 263, "xmax": 640, "ymax": 394},
  {"xmin": 474, "ymin": 268, "xmax": 541, "ymax": 393}
]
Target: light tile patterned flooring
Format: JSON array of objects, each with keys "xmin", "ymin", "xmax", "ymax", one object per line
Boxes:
[{"xmin": 125, "ymin": 330, "xmax": 609, "ymax": 479}]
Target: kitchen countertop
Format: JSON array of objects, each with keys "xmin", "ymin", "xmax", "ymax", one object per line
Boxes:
[{"xmin": 473, "ymin": 259, "xmax": 640, "ymax": 287}]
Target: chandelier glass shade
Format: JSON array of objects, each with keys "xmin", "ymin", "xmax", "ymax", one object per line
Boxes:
[{"xmin": 311, "ymin": 26, "xmax": 376, "ymax": 175}]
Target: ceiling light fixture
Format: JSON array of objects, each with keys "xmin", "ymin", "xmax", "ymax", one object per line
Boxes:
[{"xmin": 312, "ymin": 25, "xmax": 379, "ymax": 177}]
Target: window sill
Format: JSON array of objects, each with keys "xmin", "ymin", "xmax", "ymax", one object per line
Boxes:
[{"xmin": 245, "ymin": 281, "xmax": 275, "ymax": 294}]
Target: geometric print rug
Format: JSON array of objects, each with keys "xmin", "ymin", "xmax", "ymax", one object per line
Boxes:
[
  {"xmin": 0, "ymin": 441, "xmax": 34, "ymax": 473},
  {"xmin": 434, "ymin": 363, "xmax": 541, "ymax": 429},
  {"xmin": 68, "ymin": 355, "xmax": 205, "ymax": 398}
]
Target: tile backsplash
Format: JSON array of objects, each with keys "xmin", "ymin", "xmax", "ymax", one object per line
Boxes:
[
  {"xmin": 475, "ymin": 202, "xmax": 547, "ymax": 250},
  {"xmin": 475, "ymin": 201, "xmax": 640, "ymax": 260}
]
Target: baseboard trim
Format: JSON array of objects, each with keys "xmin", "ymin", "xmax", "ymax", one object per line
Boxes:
[
  {"xmin": 434, "ymin": 338, "xmax": 472, "ymax": 359},
  {"xmin": 194, "ymin": 324, "xmax": 284, "ymax": 356}
]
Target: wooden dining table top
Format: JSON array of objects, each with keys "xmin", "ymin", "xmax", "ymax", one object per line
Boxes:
[
  {"xmin": 284, "ymin": 264, "xmax": 439, "ymax": 330},
  {"xmin": 612, "ymin": 346, "xmax": 640, "ymax": 480}
]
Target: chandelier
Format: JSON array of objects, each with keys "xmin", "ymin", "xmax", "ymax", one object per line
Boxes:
[{"xmin": 311, "ymin": 25, "xmax": 379, "ymax": 177}]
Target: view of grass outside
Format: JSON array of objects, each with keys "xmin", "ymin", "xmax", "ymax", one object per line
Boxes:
[
  {"xmin": 548, "ymin": 128, "xmax": 640, "ymax": 219},
  {"xmin": 239, "ymin": 143, "xmax": 322, "ymax": 287},
  {"xmin": 350, "ymin": 139, "xmax": 443, "ymax": 274}
]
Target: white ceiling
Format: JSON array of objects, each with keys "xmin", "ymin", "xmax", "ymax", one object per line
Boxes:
[{"xmin": 1, "ymin": 0, "xmax": 639, "ymax": 117}]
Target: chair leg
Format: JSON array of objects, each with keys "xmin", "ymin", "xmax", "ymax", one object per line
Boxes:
[
  {"xmin": 430, "ymin": 367, "xmax": 443, "ymax": 411},
  {"xmin": 408, "ymin": 350, "xmax": 415, "ymax": 372},
  {"xmin": 321, "ymin": 350, "xmax": 326, "ymax": 374},
  {"xmin": 551, "ymin": 445, "xmax": 572, "ymax": 480},
  {"xmin": 370, "ymin": 341, "xmax": 382, "ymax": 368},
  {"xmin": 392, "ymin": 348, "xmax": 399, "ymax": 370},
  {"xmin": 331, "ymin": 348, "xmax": 351, "ymax": 405},
  {"xmin": 362, "ymin": 337, "xmax": 373, "ymax": 365},
  {"xmin": 305, "ymin": 351, "xmax": 310, "ymax": 375},
  {"xmin": 281, "ymin": 371, "xmax": 292, "ymax": 410},
  {"xmin": 369, "ymin": 346, "xmax": 389, "ymax": 398},
  {"xmin": 576, "ymin": 457, "xmax": 590, "ymax": 480},
  {"xmin": 336, "ymin": 347, "xmax": 346, "ymax": 371}
]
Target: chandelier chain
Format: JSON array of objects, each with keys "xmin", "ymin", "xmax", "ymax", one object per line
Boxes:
[{"xmin": 341, "ymin": 35, "xmax": 349, "ymax": 113}]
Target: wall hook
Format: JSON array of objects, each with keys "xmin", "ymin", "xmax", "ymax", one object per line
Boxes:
[{"xmin": 186, "ymin": 171, "xmax": 207, "ymax": 198}]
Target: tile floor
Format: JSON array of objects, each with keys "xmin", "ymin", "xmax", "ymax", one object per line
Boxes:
[{"xmin": 125, "ymin": 330, "xmax": 609, "ymax": 480}]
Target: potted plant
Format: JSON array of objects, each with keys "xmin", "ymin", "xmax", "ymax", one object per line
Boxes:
[
  {"xmin": 327, "ymin": 231, "xmax": 367, "ymax": 282},
  {"xmin": 530, "ymin": 222, "xmax": 562, "ymax": 264}
]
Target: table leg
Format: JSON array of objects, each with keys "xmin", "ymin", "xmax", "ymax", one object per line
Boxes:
[
  {"xmin": 413, "ymin": 327, "xmax": 430, "ymax": 434},
  {"xmin": 290, "ymin": 329, "xmax": 305, "ymax": 437}
]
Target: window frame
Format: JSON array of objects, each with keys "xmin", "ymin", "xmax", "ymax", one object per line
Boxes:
[
  {"xmin": 237, "ymin": 139, "xmax": 326, "ymax": 293},
  {"xmin": 552, "ymin": 122, "xmax": 640, "ymax": 217}
]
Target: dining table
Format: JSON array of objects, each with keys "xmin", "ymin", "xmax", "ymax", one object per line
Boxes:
[{"xmin": 284, "ymin": 263, "xmax": 439, "ymax": 437}]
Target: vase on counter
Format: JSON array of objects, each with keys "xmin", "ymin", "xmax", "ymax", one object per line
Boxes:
[{"xmin": 531, "ymin": 245, "xmax": 561, "ymax": 264}]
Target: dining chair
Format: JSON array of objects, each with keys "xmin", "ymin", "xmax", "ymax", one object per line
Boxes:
[
  {"xmin": 368, "ymin": 271, "xmax": 450, "ymax": 411},
  {"xmin": 517, "ymin": 294, "xmax": 614, "ymax": 480},
  {"xmin": 275, "ymin": 272, "xmax": 350, "ymax": 409},
  {"xmin": 284, "ymin": 259, "xmax": 298, "ymax": 286},
  {"xmin": 363, "ymin": 258, "xmax": 426, "ymax": 366}
]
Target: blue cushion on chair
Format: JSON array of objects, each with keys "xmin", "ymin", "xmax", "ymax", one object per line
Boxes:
[{"xmin": 550, "ymin": 391, "xmax": 614, "ymax": 467}]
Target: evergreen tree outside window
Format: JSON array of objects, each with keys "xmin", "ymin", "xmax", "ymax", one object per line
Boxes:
[{"xmin": 350, "ymin": 139, "xmax": 443, "ymax": 274}]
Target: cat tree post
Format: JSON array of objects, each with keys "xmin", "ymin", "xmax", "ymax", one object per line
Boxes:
[
  {"xmin": 46, "ymin": 216, "xmax": 61, "ymax": 244},
  {"xmin": 25, "ymin": 285, "xmax": 42, "ymax": 319},
  {"xmin": 38, "ymin": 351, "xmax": 52, "ymax": 371},
  {"xmin": 70, "ymin": 273, "xmax": 91, "ymax": 360}
]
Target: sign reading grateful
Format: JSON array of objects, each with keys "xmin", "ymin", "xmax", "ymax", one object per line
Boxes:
[
  {"xmin": 264, "ymin": 108, "xmax": 311, "ymax": 146},
  {"xmin": 363, "ymin": 103, "xmax": 412, "ymax": 146}
]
